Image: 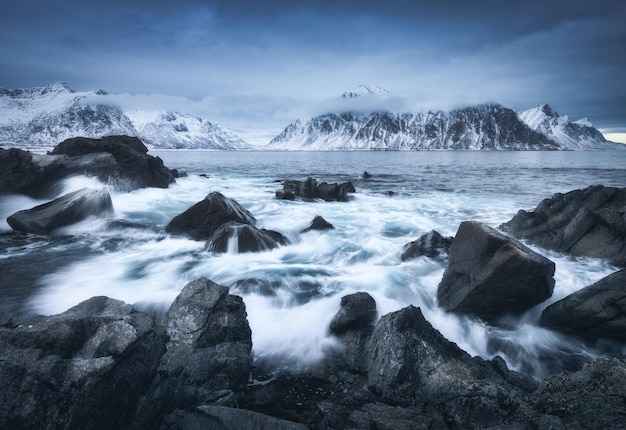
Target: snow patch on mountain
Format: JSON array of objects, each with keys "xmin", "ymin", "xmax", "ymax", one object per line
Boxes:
[
  {"xmin": 341, "ymin": 84, "xmax": 392, "ymax": 98},
  {"xmin": 518, "ymin": 104, "xmax": 623, "ymax": 150}
]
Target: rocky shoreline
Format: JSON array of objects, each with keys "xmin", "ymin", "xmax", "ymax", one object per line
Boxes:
[{"xmin": 1, "ymin": 136, "xmax": 625, "ymax": 429}]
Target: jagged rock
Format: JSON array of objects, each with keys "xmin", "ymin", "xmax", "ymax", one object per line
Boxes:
[
  {"xmin": 50, "ymin": 135, "xmax": 177, "ymax": 190},
  {"xmin": 276, "ymin": 177, "xmax": 355, "ymax": 202},
  {"xmin": 302, "ymin": 215, "xmax": 335, "ymax": 233},
  {"xmin": 207, "ymin": 222, "xmax": 288, "ymax": 253},
  {"xmin": 330, "ymin": 292, "xmax": 377, "ymax": 373},
  {"xmin": 161, "ymin": 405, "xmax": 308, "ymax": 430},
  {"xmin": 540, "ymin": 270, "xmax": 626, "ymax": 341},
  {"xmin": 134, "ymin": 278, "xmax": 252, "ymax": 427},
  {"xmin": 401, "ymin": 230, "xmax": 453, "ymax": 261},
  {"xmin": 532, "ymin": 358, "xmax": 626, "ymax": 430},
  {"xmin": 437, "ymin": 221, "xmax": 555, "ymax": 322},
  {"xmin": 500, "ymin": 185, "xmax": 626, "ymax": 267},
  {"xmin": 7, "ymin": 187, "xmax": 113, "ymax": 234},
  {"xmin": 0, "ymin": 296, "xmax": 167, "ymax": 429},
  {"xmin": 165, "ymin": 192, "xmax": 256, "ymax": 241}
]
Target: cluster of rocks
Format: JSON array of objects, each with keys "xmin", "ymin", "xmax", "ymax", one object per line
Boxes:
[
  {"xmin": 1, "ymin": 278, "xmax": 625, "ymax": 429},
  {"xmin": 2, "ymin": 136, "xmax": 179, "ymax": 235},
  {"xmin": 276, "ymin": 177, "xmax": 355, "ymax": 202}
]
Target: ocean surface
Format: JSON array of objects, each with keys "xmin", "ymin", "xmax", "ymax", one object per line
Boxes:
[{"xmin": 1, "ymin": 150, "xmax": 625, "ymax": 379}]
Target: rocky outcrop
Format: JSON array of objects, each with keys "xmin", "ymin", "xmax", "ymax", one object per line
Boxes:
[
  {"xmin": 302, "ymin": 215, "xmax": 335, "ymax": 233},
  {"xmin": 500, "ymin": 185, "xmax": 626, "ymax": 267},
  {"xmin": 0, "ymin": 296, "xmax": 167, "ymax": 429},
  {"xmin": 540, "ymin": 270, "xmax": 626, "ymax": 341},
  {"xmin": 207, "ymin": 222, "xmax": 288, "ymax": 253},
  {"xmin": 276, "ymin": 177, "xmax": 355, "ymax": 202},
  {"xmin": 7, "ymin": 187, "xmax": 113, "ymax": 234},
  {"xmin": 50, "ymin": 135, "xmax": 177, "ymax": 190},
  {"xmin": 165, "ymin": 192, "xmax": 256, "ymax": 241},
  {"xmin": 0, "ymin": 136, "xmax": 177, "ymax": 197},
  {"xmin": 437, "ymin": 221, "xmax": 555, "ymax": 322},
  {"xmin": 329, "ymin": 292, "xmax": 377, "ymax": 373},
  {"xmin": 401, "ymin": 230, "xmax": 453, "ymax": 261}
]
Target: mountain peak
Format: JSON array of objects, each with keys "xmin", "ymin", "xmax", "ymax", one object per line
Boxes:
[
  {"xmin": 43, "ymin": 82, "xmax": 74, "ymax": 94},
  {"xmin": 341, "ymin": 84, "xmax": 391, "ymax": 98},
  {"xmin": 538, "ymin": 104, "xmax": 558, "ymax": 117}
]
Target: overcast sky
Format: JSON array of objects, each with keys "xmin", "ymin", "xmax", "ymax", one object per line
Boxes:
[{"xmin": 2, "ymin": 0, "xmax": 625, "ymax": 144}]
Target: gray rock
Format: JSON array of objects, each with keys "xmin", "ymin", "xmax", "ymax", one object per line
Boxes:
[
  {"xmin": 277, "ymin": 177, "xmax": 355, "ymax": 202},
  {"xmin": 207, "ymin": 222, "xmax": 288, "ymax": 253},
  {"xmin": 437, "ymin": 221, "xmax": 555, "ymax": 322},
  {"xmin": 0, "ymin": 296, "xmax": 166, "ymax": 429},
  {"xmin": 302, "ymin": 215, "xmax": 335, "ymax": 233},
  {"xmin": 7, "ymin": 187, "xmax": 114, "ymax": 234},
  {"xmin": 401, "ymin": 230, "xmax": 453, "ymax": 261},
  {"xmin": 500, "ymin": 185, "xmax": 626, "ymax": 267},
  {"xmin": 540, "ymin": 270, "xmax": 626, "ymax": 340},
  {"xmin": 165, "ymin": 192, "xmax": 256, "ymax": 241}
]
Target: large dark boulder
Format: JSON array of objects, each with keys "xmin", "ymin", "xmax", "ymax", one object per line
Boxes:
[
  {"xmin": 206, "ymin": 222, "xmax": 288, "ymax": 253},
  {"xmin": 540, "ymin": 270, "xmax": 626, "ymax": 341},
  {"xmin": 276, "ymin": 177, "xmax": 355, "ymax": 202},
  {"xmin": 500, "ymin": 185, "xmax": 626, "ymax": 267},
  {"xmin": 165, "ymin": 192, "xmax": 256, "ymax": 241},
  {"xmin": 0, "ymin": 296, "xmax": 167, "ymax": 429},
  {"xmin": 437, "ymin": 221, "xmax": 555, "ymax": 322},
  {"xmin": 0, "ymin": 148, "xmax": 46, "ymax": 195},
  {"xmin": 401, "ymin": 230, "xmax": 453, "ymax": 261},
  {"xmin": 50, "ymin": 135, "xmax": 177, "ymax": 190},
  {"xmin": 7, "ymin": 187, "xmax": 114, "ymax": 234},
  {"xmin": 134, "ymin": 278, "xmax": 252, "ymax": 427},
  {"xmin": 329, "ymin": 292, "xmax": 377, "ymax": 373}
]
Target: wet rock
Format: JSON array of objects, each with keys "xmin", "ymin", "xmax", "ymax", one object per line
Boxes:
[
  {"xmin": 50, "ymin": 135, "xmax": 177, "ymax": 190},
  {"xmin": 401, "ymin": 230, "xmax": 453, "ymax": 261},
  {"xmin": 276, "ymin": 177, "xmax": 355, "ymax": 202},
  {"xmin": 7, "ymin": 187, "xmax": 114, "ymax": 234},
  {"xmin": 302, "ymin": 215, "xmax": 335, "ymax": 233},
  {"xmin": 207, "ymin": 222, "xmax": 288, "ymax": 253},
  {"xmin": 540, "ymin": 270, "xmax": 626, "ymax": 341},
  {"xmin": 362, "ymin": 171, "xmax": 373, "ymax": 179},
  {"xmin": 500, "ymin": 185, "xmax": 626, "ymax": 267},
  {"xmin": 532, "ymin": 358, "xmax": 626, "ymax": 430},
  {"xmin": 0, "ymin": 296, "xmax": 167, "ymax": 429},
  {"xmin": 330, "ymin": 292, "xmax": 378, "ymax": 373},
  {"xmin": 0, "ymin": 148, "xmax": 46, "ymax": 195},
  {"xmin": 134, "ymin": 278, "xmax": 252, "ymax": 427},
  {"xmin": 437, "ymin": 221, "xmax": 555, "ymax": 322},
  {"xmin": 165, "ymin": 192, "xmax": 256, "ymax": 241}
]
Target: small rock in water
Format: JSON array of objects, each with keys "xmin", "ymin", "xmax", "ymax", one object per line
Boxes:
[{"xmin": 302, "ymin": 215, "xmax": 335, "ymax": 233}]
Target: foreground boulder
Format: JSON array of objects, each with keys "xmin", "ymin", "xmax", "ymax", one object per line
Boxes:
[
  {"xmin": 51, "ymin": 135, "xmax": 176, "ymax": 190},
  {"xmin": 0, "ymin": 297, "xmax": 167, "ymax": 429},
  {"xmin": 165, "ymin": 192, "xmax": 256, "ymax": 240},
  {"xmin": 7, "ymin": 187, "xmax": 113, "ymax": 234},
  {"xmin": 540, "ymin": 270, "xmax": 626, "ymax": 341},
  {"xmin": 401, "ymin": 230, "xmax": 453, "ymax": 261},
  {"xmin": 207, "ymin": 222, "xmax": 288, "ymax": 253},
  {"xmin": 276, "ymin": 177, "xmax": 355, "ymax": 202},
  {"xmin": 0, "ymin": 148, "xmax": 47, "ymax": 195},
  {"xmin": 437, "ymin": 221, "xmax": 555, "ymax": 322},
  {"xmin": 134, "ymin": 278, "xmax": 252, "ymax": 427},
  {"xmin": 500, "ymin": 185, "xmax": 626, "ymax": 267}
]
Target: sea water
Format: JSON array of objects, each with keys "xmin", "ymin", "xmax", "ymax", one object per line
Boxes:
[{"xmin": 1, "ymin": 150, "xmax": 625, "ymax": 379}]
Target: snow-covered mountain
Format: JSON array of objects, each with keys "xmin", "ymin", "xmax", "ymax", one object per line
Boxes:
[
  {"xmin": 518, "ymin": 104, "xmax": 622, "ymax": 150},
  {"xmin": 0, "ymin": 83, "xmax": 252, "ymax": 150},
  {"xmin": 267, "ymin": 103, "xmax": 560, "ymax": 150},
  {"xmin": 341, "ymin": 84, "xmax": 392, "ymax": 98}
]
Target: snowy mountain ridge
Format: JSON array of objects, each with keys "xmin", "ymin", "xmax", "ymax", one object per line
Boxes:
[{"xmin": 0, "ymin": 83, "xmax": 253, "ymax": 150}]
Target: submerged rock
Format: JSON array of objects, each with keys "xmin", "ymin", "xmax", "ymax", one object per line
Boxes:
[
  {"xmin": 302, "ymin": 215, "xmax": 335, "ymax": 233},
  {"xmin": 7, "ymin": 187, "xmax": 113, "ymax": 234},
  {"xmin": 276, "ymin": 177, "xmax": 355, "ymax": 202},
  {"xmin": 500, "ymin": 185, "xmax": 626, "ymax": 267},
  {"xmin": 165, "ymin": 192, "xmax": 256, "ymax": 241},
  {"xmin": 401, "ymin": 230, "xmax": 453, "ymax": 261},
  {"xmin": 540, "ymin": 269, "xmax": 626, "ymax": 341},
  {"xmin": 437, "ymin": 221, "xmax": 555, "ymax": 322},
  {"xmin": 207, "ymin": 222, "xmax": 288, "ymax": 253}
]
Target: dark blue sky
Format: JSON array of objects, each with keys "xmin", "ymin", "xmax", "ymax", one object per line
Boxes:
[{"xmin": 2, "ymin": 0, "xmax": 625, "ymax": 142}]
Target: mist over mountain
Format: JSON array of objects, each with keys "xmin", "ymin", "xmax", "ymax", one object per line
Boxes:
[{"xmin": 0, "ymin": 83, "xmax": 253, "ymax": 150}]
